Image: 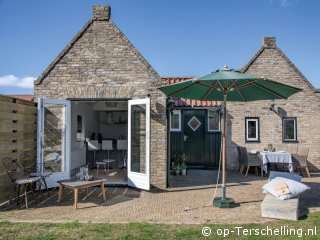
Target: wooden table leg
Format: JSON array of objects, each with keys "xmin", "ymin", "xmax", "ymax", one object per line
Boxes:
[
  {"xmin": 58, "ymin": 185, "xmax": 63, "ymax": 203},
  {"xmin": 74, "ymin": 188, "xmax": 79, "ymax": 210},
  {"xmin": 24, "ymin": 184, "xmax": 29, "ymax": 209},
  {"xmin": 101, "ymin": 183, "xmax": 106, "ymax": 201}
]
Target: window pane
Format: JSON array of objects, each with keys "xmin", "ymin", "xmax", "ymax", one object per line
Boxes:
[
  {"xmin": 170, "ymin": 111, "xmax": 180, "ymax": 130},
  {"xmin": 208, "ymin": 110, "xmax": 219, "ymax": 131},
  {"xmin": 248, "ymin": 121, "xmax": 257, "ymax": 139},
  {"xmin": 131, "ymin": 104, "xmax": 146, "ymax": 174},
  {"xmin": 284, "ymin": 119, "xmax": 296, "ymax": 140},
  {"xmin": 43, "ymin": 104, "xmax": 65, "ymax": 172}
]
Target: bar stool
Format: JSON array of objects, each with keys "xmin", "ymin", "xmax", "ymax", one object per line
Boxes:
[
  {"xmin": 102, "ymin": 140, "xmax": 115, "ymax": 172},
  {"xmin": 87, "ymin": 140, "xmax": 100, "ymax": 167},
  {"xmin": 117, "ymin": 140, "xmax": 128, "ymax": 169}
]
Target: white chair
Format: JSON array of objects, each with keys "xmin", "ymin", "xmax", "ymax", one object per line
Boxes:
[
  {"xmin": 102, "ymin": 140, "xmax": 115, "ymax": 171},
  {"xmin": 87, "ymin": 140, "xmax": 100, "ymax": 166},
  {"xmin": 117, "ymin": 140, "xmax": 128, "ymax": 168}
]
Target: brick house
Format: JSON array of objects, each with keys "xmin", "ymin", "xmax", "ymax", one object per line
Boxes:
[{"xmin": 34, "ymin": 5, "xmax": 319, "ymax": 190}]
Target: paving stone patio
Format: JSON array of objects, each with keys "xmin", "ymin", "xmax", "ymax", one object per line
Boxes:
[{"xmin": 0, "ymin": 171, "xmax": 319, "ymax": 224}]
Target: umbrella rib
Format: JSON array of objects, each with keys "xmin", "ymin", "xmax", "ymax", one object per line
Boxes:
[
  {"xmin": 165, "ymin": 82, "xmax": 197, "ymax": 97},
  {"xmin": 235, "ymin": 80, "xmax": 258, "ymax": 90},
  {"xmin": 237, "ymin": 89, "xmax": 246, "ymax": 101},
  {"xmin": 217, "ymin": 81, "xmax": 225, "ymax": 94},
  {"xmin": 252, "ymin": 82, "xmax": 287, "ymax": 99},
  {"xmin": 201, "ymin": 88, "xmax": 214, "ymax": 101}
]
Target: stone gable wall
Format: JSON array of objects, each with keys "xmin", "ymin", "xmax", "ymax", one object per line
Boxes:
[
  {"xmin": 34, "ymin": 18, "xmax": 167, "ymax": 188},
  {"xmin": 226, "ymin": 47, "xmax": 320, "ymax": 172}
]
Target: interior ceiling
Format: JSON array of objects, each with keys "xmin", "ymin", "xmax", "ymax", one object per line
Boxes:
[{"xmin": 75, "ymin": 101, "xmax": 128, "ymax": 111}]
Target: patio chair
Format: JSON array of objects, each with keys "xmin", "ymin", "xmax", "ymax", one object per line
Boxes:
[
  {"xmin": 18, "ymin": 152, "xmax": 51, "ymax": 195},
  {"xmin": 2, "ymin": 157, "xmax": 41, "ymax": 209},
  {"xmin": 292, "ymin": 147, "xmax": 310, "ymax": 178},
  {"xmin": 17, "ymin": 152, "xmax": 37, "ymax": 175},
  {"xmin": 241, "ymin": 147, "xmax": 263, "ymax": 177},
  {"xmin": 236, "ymin": 146, "xmax": 245, "ymax": 174}
]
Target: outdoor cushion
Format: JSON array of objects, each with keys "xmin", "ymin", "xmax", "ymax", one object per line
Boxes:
[
  {"xmin": 269, "ymin": 171, "xmax": 302, "ymax": 182},
  {"xmin": 263, "ymin": 177, "xmax": 310, "ymax": 200},
  {"xmin": 272, "ymin": 182, "xmax": 291, "ymax": 197}
]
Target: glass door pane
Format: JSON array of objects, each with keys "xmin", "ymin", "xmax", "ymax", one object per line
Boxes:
[
  {"xmin": 127, "ymin": 98, "xmax": 150, "ymax": 190},
  {"xmin": 130, "ymin": 104, "xmax": 146, "ymax": 174},
  {"xmin": 43, "ymin": 104, "xmax": 66, "ymax": 173}
]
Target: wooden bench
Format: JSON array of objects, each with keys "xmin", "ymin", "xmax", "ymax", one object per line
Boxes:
[{"xmin": 261, "ymin": 194, "xmax": 299, "ymax": 221}]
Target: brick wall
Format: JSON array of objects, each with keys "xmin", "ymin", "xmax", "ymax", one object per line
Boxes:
[
  {"xmin": 226, "ymin": 38, "xmax": 320, "ymax": 172},
  {"xmin": 34, "ymin": 6, "xmax": 167, "ymax": 188}
]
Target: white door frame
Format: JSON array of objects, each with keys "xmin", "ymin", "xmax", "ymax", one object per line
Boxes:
[
  {"xmin": 37, "ymin": 98, "xmax": 71, "ymax": 188},
  {"xmin": 127, "ymin": 98, "xmax": 150, "ymax": 190}
]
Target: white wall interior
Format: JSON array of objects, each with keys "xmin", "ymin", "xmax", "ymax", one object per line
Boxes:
[{"xmin": 70, "ymin": 101, "xmax": 128, "ymax": 171}]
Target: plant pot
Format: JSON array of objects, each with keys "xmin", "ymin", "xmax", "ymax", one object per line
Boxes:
[{"xmin": 181, "ymin": 169, "xmax": 187, "ymax": 175}]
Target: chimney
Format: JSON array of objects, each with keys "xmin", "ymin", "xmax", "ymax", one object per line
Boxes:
[
  {"xmin": 92, "ymin": 5, "xmax": 111, "ymax": 20},
  {"xmin": 263, "ymin": 37, "xmax": 276, "ymax": 48}
]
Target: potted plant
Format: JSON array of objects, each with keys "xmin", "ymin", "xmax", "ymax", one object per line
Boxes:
[
  {"xmin": 175, "ymin": 163, "xmax": 181, "ymax": 175},
  {"xmin": 181, "ymin": 154, "xmax": 187, "ymax": 175}
]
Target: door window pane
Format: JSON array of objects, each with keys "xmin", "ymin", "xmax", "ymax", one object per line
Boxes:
[
  {"xmin": 283, "ymin": 117, "xmax": 297, "ymax": 141},
  {"xmin": 188, "ymin": 116, "xmax": 201, "ymax": 131},
  {"xmin": 245, "ymin": 117, "xmax": 259, "ymax": 142},
  {"xmin": 43, "ymin": 104, "xmax": 66, "ymax": 172},
  {"xmin": 131, "ymin": 104, "xmax": 146, "ymax": 174},
  {"xmin": 170, "ymin": 110, "xmax": 181, "ymax": 131},
  {"xmin": 208, "ymin": 109, "xmax": 220, "ymax": 131}
]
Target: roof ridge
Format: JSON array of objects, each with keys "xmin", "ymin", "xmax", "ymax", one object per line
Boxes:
[
  {"xmin": 35, "ymin": 17, "xmax": 160, "ymax": 86},
  {"xmin": 241, "ymin": 46, "xmax": 315, "ymax": 91},
  {"xmin": 35, "ymin": 19, "xmax": 94, "ymax": 85},
  {"xmin": 109, "ymin": 20, "xmax": 160, "ymax": 78},
  {"xmin": 161, "ymin": 76, "xmax": 197, "ymax": 79}
]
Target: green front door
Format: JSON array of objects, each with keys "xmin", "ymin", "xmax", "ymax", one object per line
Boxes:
[{"xmin": 183, "ymin": 110, "xmax": 206, "ymax": 166}]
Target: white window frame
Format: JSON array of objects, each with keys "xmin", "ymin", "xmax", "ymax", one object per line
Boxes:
[
  {"xmin": 245, "ymin": 117, "xmax": 260, "ymax": 142},
  {"xmin": 207, "ymin": 109, "xmax": 221, "ymax": 132},
  {"xmin": 283, "ymin": 117, "xmax": 297, "ymax": 142},
  {"xmin": 170, "ymin": 110, "xmax": 181, "ymax": 132}
]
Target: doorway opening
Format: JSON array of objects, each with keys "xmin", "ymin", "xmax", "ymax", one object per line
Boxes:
[
  {"xmin": 70, "ymin": 100, "xmax": 129, "ymax": 186},
  {"xmin": 37, "ymin": 97, "xmax": 151, "ymax": 190}
]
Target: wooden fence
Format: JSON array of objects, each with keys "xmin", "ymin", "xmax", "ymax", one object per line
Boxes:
[{"xmin": 0, "ymin": 95, "xmax": 37, "ymax": 204}]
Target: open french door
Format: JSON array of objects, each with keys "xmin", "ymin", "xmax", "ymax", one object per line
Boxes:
[
  {"xmin": 37, "ymin": 98, "xmax": 71, "ymax": 188},
  {"xmin": 128, "ymin": 98, "xmax": 150, "ymax": 190}
]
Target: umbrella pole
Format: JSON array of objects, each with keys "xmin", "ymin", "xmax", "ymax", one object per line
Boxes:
[
  {"xmin": 213, "ymin": 94, "xmax": 235, "ymax": 208},
  {"xmin": 221, "ymin": 95, "xmax": 227, "ymax": 200}
]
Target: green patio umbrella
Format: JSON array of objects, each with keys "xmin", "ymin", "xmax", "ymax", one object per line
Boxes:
[{"xmin": 159, "ymin": 65, "xmax": 302, "ymax": 208}]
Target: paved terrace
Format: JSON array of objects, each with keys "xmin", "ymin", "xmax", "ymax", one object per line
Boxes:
[{"xmin": 0, "ymin": 171, "xmax": 319, "ymax": 224}]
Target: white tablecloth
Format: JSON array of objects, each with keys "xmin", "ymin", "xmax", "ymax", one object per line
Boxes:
[
  {"xmin": 258, "ymin": 151, "xmax": 293, "ymax": 173},
  {"xmin": 259, "ymin": 151, "xmax": 292, "ymax": 164}
]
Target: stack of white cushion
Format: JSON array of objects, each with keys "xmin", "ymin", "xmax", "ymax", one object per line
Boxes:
[{"xmin": 262, "ymin": 171, "xmax": 310, "ymax": 200}]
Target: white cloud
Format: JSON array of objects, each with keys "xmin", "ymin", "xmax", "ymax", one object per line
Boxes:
[{"xmin": 0, "ymin": 75, "xmax": 35, "ymax": 88}]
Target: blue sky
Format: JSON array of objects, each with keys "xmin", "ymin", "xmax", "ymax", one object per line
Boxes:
[{"xmin": 0, "ymin": 0, "xmax": 319, "ymax": 95}]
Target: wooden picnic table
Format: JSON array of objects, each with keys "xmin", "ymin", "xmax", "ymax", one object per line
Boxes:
[{"xmin": 57, "ymin": 178, "xmax": 107, "ymax": 209}]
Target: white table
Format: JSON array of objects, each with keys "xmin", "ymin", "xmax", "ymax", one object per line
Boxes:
[{"xmin": 258, "ymin": 151, "xmax": 293, "ymax": 173}]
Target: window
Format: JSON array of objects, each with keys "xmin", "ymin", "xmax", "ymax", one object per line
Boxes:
[
  {"xmin": 170, "ymin": 110, "xmax": 181, "ymax": 131},
  {"xmin": 283, "ymin": 117, "xmax": 297, "ymax": 142},
  {"xmin": 188, "ymin": 116, "xmax": 201, "ymax": 131},
  {"xmin": 208, "ymin": 109, "xmax": 220, "ymax": 132},
  {"xmin": 245, "ymin": 117, "xmax": 260, "ymax": 142}
]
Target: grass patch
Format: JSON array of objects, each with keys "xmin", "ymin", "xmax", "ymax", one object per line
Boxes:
[{"xmin": 0, "ymin": 212, "xmax": 319, "ymax": 239}]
